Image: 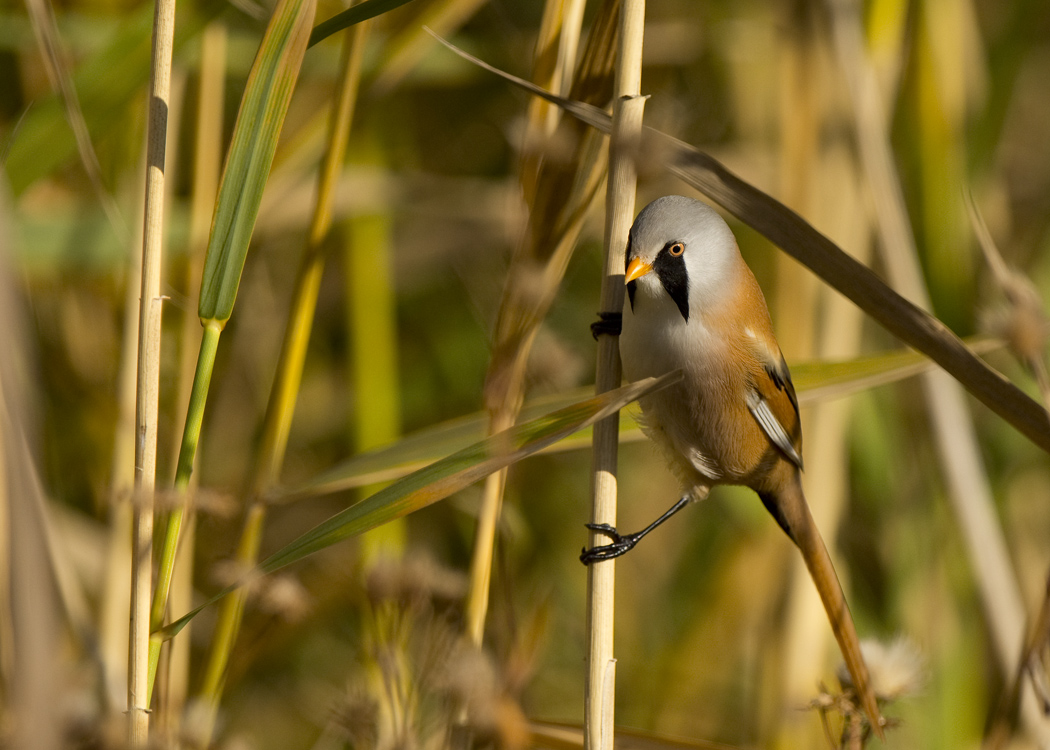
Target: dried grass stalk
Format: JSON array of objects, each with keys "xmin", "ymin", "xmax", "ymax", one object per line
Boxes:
[
  {"xmin": 585, "ymin": 1, "xmax": 646, "ymax": 749},
  {"xmin": 128, "ymin": 0, "xmax": 178, "ymax": 739}
]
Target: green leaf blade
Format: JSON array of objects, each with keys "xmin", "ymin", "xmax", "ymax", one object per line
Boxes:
[
  {"xmin": 198, "ymin": 0, "xmax": 317, "ymax": 323},
  {"xmin": 259, "ymin": 374, "xmax": 677, "ymax": 573},
  {"xmin": 308, "ymin": 0, "xmax": 417, "ymax": 48},
  {"xmin": 156, "ymin": 374, "xmax": 679, "ymax": 639}
]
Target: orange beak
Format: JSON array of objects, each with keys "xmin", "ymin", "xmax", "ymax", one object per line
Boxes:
[{"xmin": 625, "ymin": 257, "xmax": 653, "ymax": 284}]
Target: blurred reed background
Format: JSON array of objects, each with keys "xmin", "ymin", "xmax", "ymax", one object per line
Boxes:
[{"xmin": 2, "ymin": 0, "xmax": 1050, "ymax": 748}]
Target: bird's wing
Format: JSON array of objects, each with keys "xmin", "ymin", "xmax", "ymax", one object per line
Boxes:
[{"xmin": 745, "ymin": 346, "xmax": 803, "ymax": 470}]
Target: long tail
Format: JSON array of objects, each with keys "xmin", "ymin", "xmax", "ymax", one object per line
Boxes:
[{"xmin": 761, "ymin": 477, "xmax": 885, "ymax": 740}]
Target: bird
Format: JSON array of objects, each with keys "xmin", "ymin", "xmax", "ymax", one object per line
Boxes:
[{"xmin": 583, "ymin": 194, "xmax": 885, "ymax": 738}]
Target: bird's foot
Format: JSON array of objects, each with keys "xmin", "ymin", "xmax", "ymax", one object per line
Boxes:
[
  {"xmin": 579, "ymin": 522, "xmax": 642, "ymax": 564},
  {"xmin": 590, "ymin": 312, "xmax": 622, "ymax": 340}
]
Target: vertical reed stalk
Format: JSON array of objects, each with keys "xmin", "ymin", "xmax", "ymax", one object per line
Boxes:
[
  {"xmin": 128, "ymin": 0, "xmax": 177, "ymax": 741},
  {"xmin": 585, "ymin": 2, "xmax": 645, "ymax": 749},
  {"xmin": 345, "ymin": 202, "xmax": 404, "ymax": 559},
  {"xmin": 463, "ymin": 0, "xmax": 620, "ymax": 656},
  {"xmin": 192, "ymin": 21, "xmax": 367, "ymax": 745},
  {"xmin": 464, "ymin": 0, "xmax": 619, "ymax": 656}
]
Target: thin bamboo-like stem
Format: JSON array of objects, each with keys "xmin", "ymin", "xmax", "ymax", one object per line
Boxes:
[
  {"xmin": 255, "ymin": 26, "xmax": 366, "ymax": 495},
  {"xmin": 826, "ymin": 0, "xmax": 1049, "ymax": 743},
  {"xmin": 128, "ymin": 0, "xmax": 177, "ymax": 740},
  {"xmin": 146, "ymin": 0, "xmax": 316, "ymax": 705},
  {"xmin": 151, "ymin": 67, "xmax": 189, "ymax": 734},
  {"xmin": 585, "ymin": 2, "xmax": 645, "ymax": 749},
  {"xmin": 466, "ymin": 467, "xmax": 507, "ymax": 645},
  {"xmin": 192, "ymin": 23, "xmax": 368, "ymax": 746}
]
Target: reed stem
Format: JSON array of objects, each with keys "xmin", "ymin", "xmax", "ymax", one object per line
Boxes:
[
  {"xmin": 584, "ymin": 2, "xmax": 645, "ymax": 749},
  {"xmin": 128, "ymin": 0, "xmax": 177, "ymax": 739}
]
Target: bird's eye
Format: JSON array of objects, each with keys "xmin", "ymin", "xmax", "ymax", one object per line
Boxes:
[{"xmin": 668, "ymin": 242, "xmax": 685, "ymax": 257}]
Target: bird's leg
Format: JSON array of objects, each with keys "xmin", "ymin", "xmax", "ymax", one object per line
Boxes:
[
  {"xmin": 590, "ymin": 311, "xmax": 622, "ymax": 340},
  {"xmin": 580, "ymin": 495, "xmax": 691, "ymax": 564}
]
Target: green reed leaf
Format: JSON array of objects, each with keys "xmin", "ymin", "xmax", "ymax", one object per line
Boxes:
[
  {"xmin": 197, "ymin": 0, "xmax": 316, "ymax": 324},
  {"xmin": 156, "ymin": 373, "xmax": 679, "ymax": 639}
]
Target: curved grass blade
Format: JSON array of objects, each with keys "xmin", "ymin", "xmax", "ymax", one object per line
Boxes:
[
  {"xmin": 309, "ymin": 0, "xmax": 417, "ymax": 48},
  {"xmin": 198, "ymin": 0, "xmax": 316, "ymax": 324},
  {"xmin": 289, "ymin": 337, "xmax": 1003, "ymax": 496},
  {"xmin": 155, "ymin": 373, "xmax": 680, "ymax": 640}
]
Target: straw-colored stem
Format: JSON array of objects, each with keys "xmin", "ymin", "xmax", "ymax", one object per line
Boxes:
[
  {"xmin": 465, "ymin": 457, "xmax": 508, "ymax": 645},
  {"xmin": 521, "ymin": 0, "xmax": 586, "ymax": 202},
  {"xmin": 128, "ymin": 0, "xmax": 177, "ymax": 740},
  {"xmin": 255, "ymin": 25, "xmax": 366, "ymax": 492},
  {"xmin": 193, "ymin": 24, "xmax": 367, "ymax": 744},
  {"xmin": 192, "ymin": 501, "xmax": 266, "ymax": 747},
  {"xmin": 128, "ymin": 500, "xmax": 154, "ymax": 744},
  {"xmin": 585, "ymin": 1, "xmax": 645, "ymax": 748}
]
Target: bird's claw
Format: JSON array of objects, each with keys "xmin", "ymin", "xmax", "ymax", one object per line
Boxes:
[
  {"xmin": 580, "ymin": 523, "xmax": 640, "ymax": 564},
  {"xmin": 590, "ymin": 312, "xmax": 623, "ymax": 340}
]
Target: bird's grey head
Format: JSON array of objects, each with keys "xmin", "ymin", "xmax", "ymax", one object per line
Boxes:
[{"xmin": 625, "ymin": 195, "xmax": 739, "ymax": 321}]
